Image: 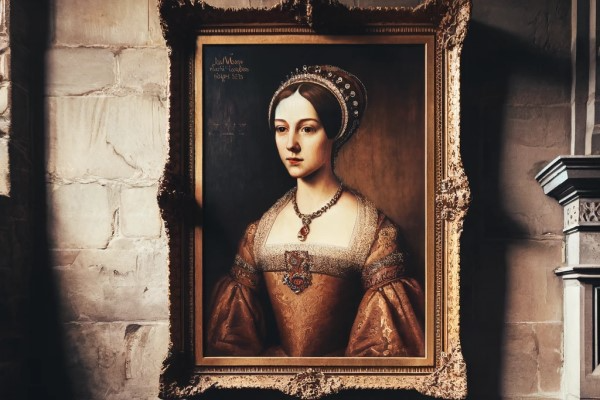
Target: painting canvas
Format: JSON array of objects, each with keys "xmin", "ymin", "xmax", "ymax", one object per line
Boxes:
[{"xmin": 198, "ymin": 38, "xmax": 433, "ymax": 366}]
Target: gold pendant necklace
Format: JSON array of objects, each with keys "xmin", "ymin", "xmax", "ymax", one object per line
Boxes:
[{"xmin": 292, "ymin": 184, "xmax": 344, "ymax": 241}]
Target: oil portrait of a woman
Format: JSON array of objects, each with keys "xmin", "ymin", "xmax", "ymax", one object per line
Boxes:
[{"xmin": 206, "ymin": 65, "xmax": 425, "ymax": 358}]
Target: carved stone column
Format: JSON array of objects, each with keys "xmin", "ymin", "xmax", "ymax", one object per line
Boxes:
[{"xmin": 536, "ymin": 156, "xmax": 600, "ymax": 399}]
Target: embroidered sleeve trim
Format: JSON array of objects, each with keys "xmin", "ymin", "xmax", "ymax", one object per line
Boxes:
[
  {"xmin": 362, "ymin": 252, "xmax": 406, "ymax": 290},
  {"xmin": 230, "ymin": 255, "xmax": 261, "ymax": 289}
]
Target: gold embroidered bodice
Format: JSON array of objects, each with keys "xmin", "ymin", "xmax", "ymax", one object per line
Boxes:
[
  {"xmin": 254, "ymin": 190, "xmax": 379, "ymax": 278},
  {"xmin": 207, "ymin": 190, "xmax": 425, "ymax": 358}
]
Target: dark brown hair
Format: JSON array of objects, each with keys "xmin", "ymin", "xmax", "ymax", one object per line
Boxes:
[{"xmin": 269, "ymin": 82, "xmax": 342, "ymax": 140}]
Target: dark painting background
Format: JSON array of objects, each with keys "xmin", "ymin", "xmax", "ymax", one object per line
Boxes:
[{"xmin": 201, "ymin": 43, "xmax": 426, "ymax": 326}]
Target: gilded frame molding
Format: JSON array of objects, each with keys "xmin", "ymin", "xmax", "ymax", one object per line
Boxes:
[{"xmin": 158, "ymin": 1, "xmax": 471, "ymax": 399}]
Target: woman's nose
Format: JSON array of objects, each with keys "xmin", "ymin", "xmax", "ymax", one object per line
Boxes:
[{"xmin": 286, "ymin": 132, "xmax": 300, "ymax": 152}]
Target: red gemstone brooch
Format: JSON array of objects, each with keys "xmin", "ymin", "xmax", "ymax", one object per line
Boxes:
[{"xmin": 282, "ymin": 250, "xmax": 312, "ymax": 294}]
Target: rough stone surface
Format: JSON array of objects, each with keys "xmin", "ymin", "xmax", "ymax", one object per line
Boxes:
[
  {"xmin": 0, "ymin": 137, "xmax": 8, "ymax": 195},
  {"xmin": 55, "ymin": 238, "xmax": 168, "ymax": 321},
  {"xmin": 502, "ymin": 323, "xmax": 539, "ymax": 396},
  {"xmin": 50, "ymin": 183, "xmax": 114, "ymax": 249},
  {"xmin": 47, "ymin": 48, "xmax": 115, "ymax": 96},
  {"xmin": 506, "ymin": 73, "xmax": 571, "ymax": 106},
  {"xmin": 120, "ymin": 186, "xmax": 162, "ymax": 238},
  {"xmin": 496, "ymin": 106, "xmax": 570, "ymax": 237},
  {"xmin": 64, "ymin": 322, "xmax": 168, "ymax": 400},
  {"xmin": 474, "ymin": 0, "xmax": 570, "ymax": 55},
  {"xmin": 48, "ymin": 96, "xmax": 167, "ymax": 181},
  {"xmin": 504, "ymin": 106, "xmax": 570, "ymax": 149},
  {"xmin": 252, "ymin": 0, "xmax": 281, "ymax": 7},
  {"xmin": 118, "ymin": 48, "xmax": 168, "ymax": 96},
  {"xmin": 504, "ymin": 240, "xmax": 563, "ymax": 323},
  {"xmin": 501, "ymin": 322, "xmax": 563, "ymax": 398},
  {"xmin": 204, "ymin": 0, "xmax": 250, "ymax": 8},
  {"xmin": 357, "ymin": 0, "xmax": 423, "ymax": 6},
  {"xmin": 579, "ymin": 232, "xmax": 600, "ymax": 264},
  {"xmin": 535, "ymin": 322, "xmax": 563, "ymax": 393},
  {"xmin": 54, "ymin": 0, "xmax": 165, "ymax": 46}
]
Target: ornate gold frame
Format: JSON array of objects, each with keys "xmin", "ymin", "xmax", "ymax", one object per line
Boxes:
[{"xmin": 158, "ymin": 1, "xmax": 471, "ymax": 399}]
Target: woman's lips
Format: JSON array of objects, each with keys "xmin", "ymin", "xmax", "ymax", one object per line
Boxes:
[{"xmin": 287, "ymin": 157, "xmax": 302, "ymax": 165}]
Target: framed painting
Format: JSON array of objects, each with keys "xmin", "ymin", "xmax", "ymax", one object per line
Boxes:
[{"xmin": 158, "ymin": 1, "xmax": 471, "ymax": 398}]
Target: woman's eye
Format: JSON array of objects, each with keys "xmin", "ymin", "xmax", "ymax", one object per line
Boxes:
[
  {"xmin": 300, "ymin": 126, "xmax": 315, "ymax": 134},
  {"xmin": 275, "ymin": 126, "xmax": 287, "ymax": 133}
]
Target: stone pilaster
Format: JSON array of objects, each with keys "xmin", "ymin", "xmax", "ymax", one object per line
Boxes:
[{"xmin": 537, "ymin": 155, "xmax": 600, "ymax": 399}]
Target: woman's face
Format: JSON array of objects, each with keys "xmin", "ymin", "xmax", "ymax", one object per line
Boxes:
[{"xmin": 274, "ymin": 90, "xmax": 334, "ymax": 180}]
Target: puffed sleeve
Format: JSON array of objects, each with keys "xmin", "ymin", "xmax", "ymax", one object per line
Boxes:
[
  {"xmin": 206, "ymin": 222, "xmax": 266, "ymax": 356},
  {"xmin": 345, "ymin": 218, "xmax": 425, "ymax": 357}
]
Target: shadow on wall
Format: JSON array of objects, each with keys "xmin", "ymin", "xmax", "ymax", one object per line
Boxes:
[
  {"xmin": 0, "ymin": 0, "xmax": 78, "ymax": 399},
  {"xmin": 460, "ymin": 20, "xmax": 569, "ymax": 398}
]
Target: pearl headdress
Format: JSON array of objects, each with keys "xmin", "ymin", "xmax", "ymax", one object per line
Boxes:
[{"xmin": 268, "ymin": 65, "xmax": 367, "ymax": 149}]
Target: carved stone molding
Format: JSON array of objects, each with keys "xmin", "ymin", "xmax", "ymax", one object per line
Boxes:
[
  {"xmin": 581, "ymin": 201, "xmax": 600, "ymax": 222},
  {"xmin": 563, "ymin": 199, "xmax": 600, "ymax": 232},
  {"xmin": 555, "ymin": 264, "xmax": 600, "ymax": 280},
  {"xmin": 536, "ymin": 156, "xmax": 600, "ymax": 205}
]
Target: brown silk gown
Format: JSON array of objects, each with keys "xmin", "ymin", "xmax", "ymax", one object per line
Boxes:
[{"xmin": 206, "ymin": 191, "xmax": 425, "ymax": 357}]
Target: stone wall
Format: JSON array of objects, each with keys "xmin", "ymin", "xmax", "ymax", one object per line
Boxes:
[
  {"xmin": 47, "ymin": 0, "xmax": 169, "ymax": 398},
  {"xmin": 461, "ymin": 0, "xmax": 570, "ymax": 397},
  {"xmin": 33, "ymin": 0, "xmax": 572, "ymax": 399}
]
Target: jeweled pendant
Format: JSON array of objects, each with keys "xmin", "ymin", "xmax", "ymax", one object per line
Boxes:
[
  {"xmin": 283, "ymin": 250, "xmax": 312, "ymax": 294},
  {"xmin": 297, "ymin": 224, "xmax": 310, "ymax": 241}
]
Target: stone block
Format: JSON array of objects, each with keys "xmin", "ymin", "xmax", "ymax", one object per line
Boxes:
[
  {"xmin": 203, "ymin": 0, "xmax": 250, "ymax": 8},
  {"xmin": 118, "ymin": 48, "xmax": 168, "ymax": 96},
  {"xmin": 47, "ymin": 48, "xmax": 115, "ymax": 96},
  {"xmin": 501, "ymin": 323, "xmax": 538, "ymax": 396},
  {"xmin": 55, "ymin": 239, "xmax": 168, "ymax": 321},
  {"xmin": 54, "ymin": 0, "xmax": 163, "ymax": 46},
  {"xmin": 506, "ymin": 73, "xmax": 570, "ymax": 106},
  {"xmin": 148, "ymin": 0, "xmax": 166, "ymax": 46},
  {"xmin": 357, "ymin": 0, "xmax": 423, "ymax": 7},
  {"xmin": 0, "ymin": 81, "xmax": 8, "ymax": 117},
  {"xmin": 65, "ymin": 322, "xmax": 168, "ymax": 400},
  {"xmin": 504, "ymin": 105, "xmax": 570, "ymax": 149},
  {"xmin": 252, "ymin": 0, "xmax": 281, "ymax": 7},
  {"xmin": 51, "ymin": 249, "xmax": 81, "ymax": 267},
  {"xmin": 579, "ymin": 232, "xmax": 600, "ymax": 264},
  {"xmin": 534, "ymin": 322, "xmax": 562, "ymax": 393},
  {"xmin": 48, "ymin": 96, "xmax": 167, "ymax": 180},
  {"xmin": 474, "ymin": 0, "xmax": 570, "ymax": 56},
  {"xmin": 565, "ymin": 232, "xmax": 600, "ymax": 265},
  {"xmin": 498, "ymin": 135, "xmax": 569, "ymax": 237},
  {"xmin": 50, "ymin": 183, "xmax": 113, "ymax": 249},
  {"xmin": 120, "ymin": 185, "xmax": 161, "ymax": 238},
  {"xmin": 505, "ymin": 240, "xmax": 562, "ymax": 323},
  {"xmin": 0, "ymin": 137, "xmax": 8, "ymax": 195}
]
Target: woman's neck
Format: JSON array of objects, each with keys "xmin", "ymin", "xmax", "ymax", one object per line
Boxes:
[{"xmin": 295, "ymin": 169, "xmax": 341, "ymax": 213}]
